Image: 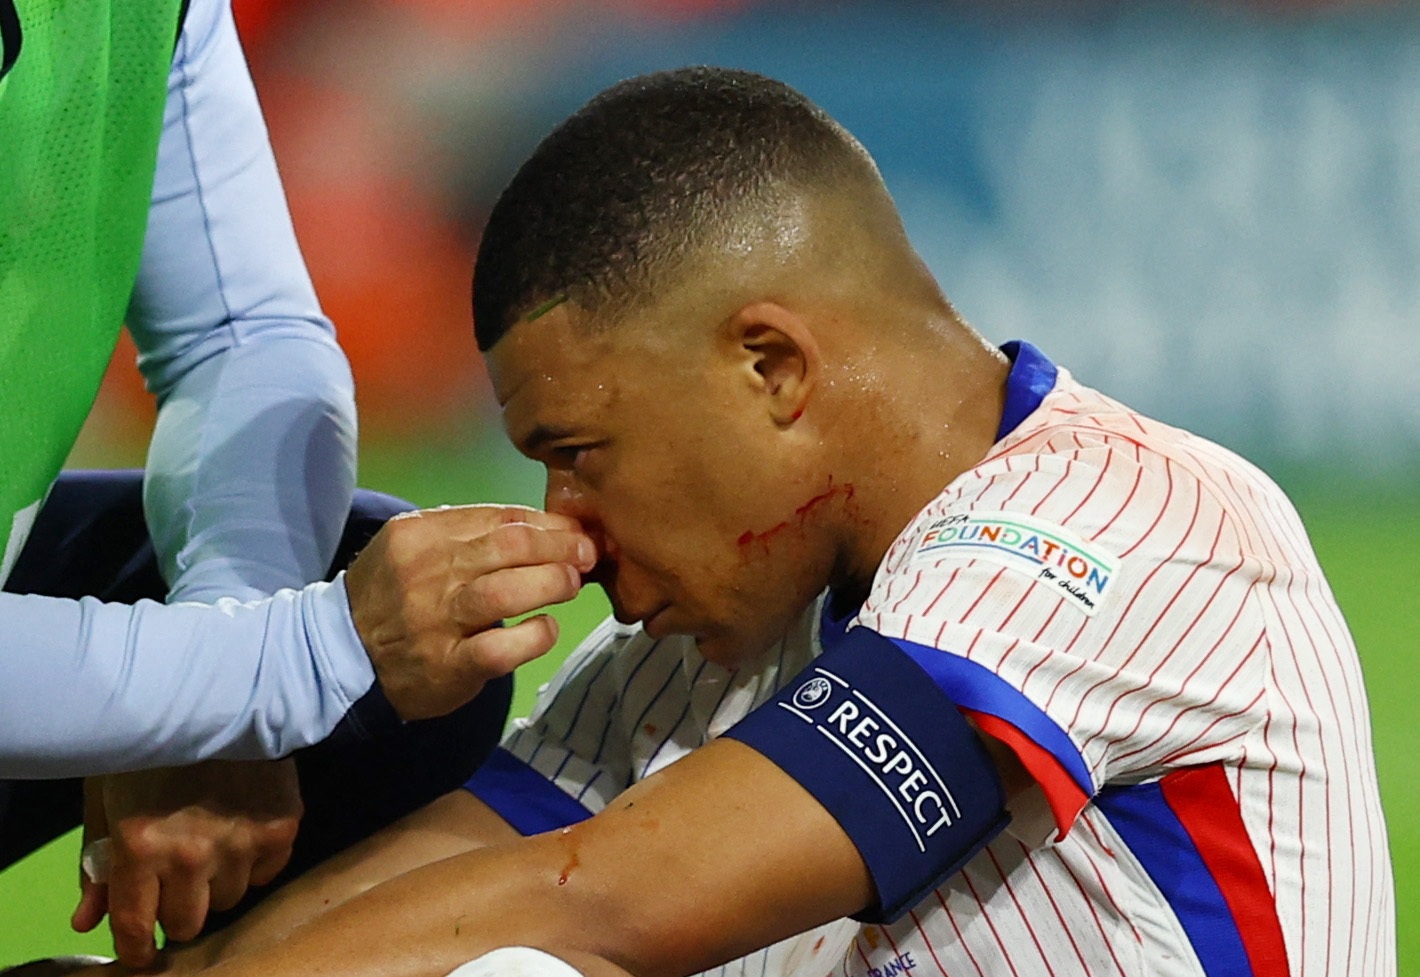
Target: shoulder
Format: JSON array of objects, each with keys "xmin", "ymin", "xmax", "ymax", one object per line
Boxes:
[
  {"xmin": 928, "ymin": 370, "xmax": 1295, "ymax": 565},
  {"xmin": 867, "ymin": 371, "xmax": 1302, "ymax": 636}
]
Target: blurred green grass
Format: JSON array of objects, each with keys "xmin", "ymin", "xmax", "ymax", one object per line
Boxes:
[{"xmin": 1, "ymin": 441, "xmax": 1412, "ymax": 969}]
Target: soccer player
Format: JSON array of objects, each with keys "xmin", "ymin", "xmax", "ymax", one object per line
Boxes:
[
  {"xmin": 1, "ymin": 0, "xmax": 594, "ymax": 964},
  {"xmin": 53, "ymin": 66, "xmax": 1394, "ymax": 977}
]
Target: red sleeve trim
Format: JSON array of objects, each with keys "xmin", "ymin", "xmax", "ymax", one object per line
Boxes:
[{"xmin": 966, "ymin": 708, "xmax": 1091, "ymax": 840}]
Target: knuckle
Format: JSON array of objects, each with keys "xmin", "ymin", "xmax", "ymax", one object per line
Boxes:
[
  {"xmin": 468, "ymin": 620, "xmax": 550, "ymax": 676},
  {"xmin": 379, "ymin": 517, "xmax": 422, "ymax": 559},
  {"xmin": 535, "ymin": 564, "xmax": 578, "ymax": 607},
  {"xmin": 170, "ymin": 837, "xmax": 213, "ymax": 872},
  {"xmin": 110, "ymin": 908, "xmax": 154, "ymax": 941},
  {"xmin": 471, "ymin": 575, "xmax": 515, "ymax": 617},
  {"xmin": 491, "ymin": 522, "xmax": 539, "ymax": 562},
  {"xmin": 117, "ymin": 822, "xmax": 161, "ymax": 861},
  {"xmin": 275, "ymin": 812, "xmax": 303, "ymax": 840},
  {"xmin": 454, "ymin": 633, "xmax": 501, "ymax": 679},
  {"xmin": 257, "ymin": 822, "xmax": 298, "ymax": 855},
  {"xmin": 271, "ymin": 815, "xmax": 301, "ymax": 845},
  {"xmin": 553, "ymin": 563, "xmax": 580, "ymax": 600}
]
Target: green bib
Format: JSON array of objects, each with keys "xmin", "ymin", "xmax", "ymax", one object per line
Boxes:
[{"xmin": 0, "ymin": 0, "xmax": 180, "ymax": 580}]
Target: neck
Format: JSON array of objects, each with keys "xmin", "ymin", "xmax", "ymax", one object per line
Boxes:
[{"xmin": 826, "ymin": 325, "xmax": 1011, "ymax": 608}]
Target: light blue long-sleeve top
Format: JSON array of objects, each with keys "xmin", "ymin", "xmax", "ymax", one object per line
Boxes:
[{"xmin": 0, "ymin": 0, "xmax": 379, "ymax": 779}]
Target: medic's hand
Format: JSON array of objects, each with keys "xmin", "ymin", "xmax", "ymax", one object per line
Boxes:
[
  {"xmin": 71, "ymin": 759, "xmax": 303, "ymax": 969},
  {"xmin": 345, "ymin": 504, "xmax": 596, "ymax": 721}
]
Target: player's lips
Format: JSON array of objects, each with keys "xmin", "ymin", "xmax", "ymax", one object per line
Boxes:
[
  {"xmin": 596, "ymin": 569, "xmax": 674, "ymax": 635},
  {"xmin": 610, "ymin": 600, "xmax": 674, "ymax": 637},
  {"xmin": 608, "ymin": 596, "xmax": 670, "ymax": 631}
]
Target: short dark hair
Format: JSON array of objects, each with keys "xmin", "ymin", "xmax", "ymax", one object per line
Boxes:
[{"xmin": 472, "ymin": 66, "xmax": 873, "ymax": 351}]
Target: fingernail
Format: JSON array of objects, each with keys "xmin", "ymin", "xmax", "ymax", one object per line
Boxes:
[{"xmin": 577, "ymin": 538, "xmax": 595, "ymax": 568}]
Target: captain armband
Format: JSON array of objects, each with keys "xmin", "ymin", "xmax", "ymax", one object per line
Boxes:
[{"xmin": 723, "ymin": 626, "xmax": 1010, "ymax": 923}]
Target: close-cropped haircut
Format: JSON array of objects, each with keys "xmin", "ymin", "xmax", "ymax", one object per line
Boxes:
[{"xmin": 472, "ymin": 66, "xmax": 875, "ymax": 351}]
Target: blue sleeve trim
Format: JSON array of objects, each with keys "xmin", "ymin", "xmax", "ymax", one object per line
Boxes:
[
  {"xmin": 886, "ymin": 637, "xmax": 1095, "ymax": 798},
  {"xmin": 724, "ymin": 626, "xmax": 1009, "ymax": 924},
  {"xmin": 464, "ymin": 747, "xmax": 595, "ymax": 836},
  {"xmin": 1095, "ymin": 782, "xmax": 1252, "ymax": 977}
]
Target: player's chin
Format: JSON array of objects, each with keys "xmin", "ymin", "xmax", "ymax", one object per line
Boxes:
[
  {"xmin": 691, "ymin": 627, "xmax": 773, "ymax": 671},
  {"xmin": 644, "ymin": 607, "xmax": 774, "ymax": 669}
]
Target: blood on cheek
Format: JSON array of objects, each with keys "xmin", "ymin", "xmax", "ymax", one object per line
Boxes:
[{"xmin": 736, "ymin": 478, "xmax": 856, "ymax": 553}]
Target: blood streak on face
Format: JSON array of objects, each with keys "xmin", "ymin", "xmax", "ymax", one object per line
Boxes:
[{"xmin": 737, "ymin": 478, "xmax": 855, "ymax": 554}]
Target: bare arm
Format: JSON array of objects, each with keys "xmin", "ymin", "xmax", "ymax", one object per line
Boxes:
[
  {"xmin": 192, "ymin": 791, "xmax": 522, "ymax": 966},
  {"xmin": 187, "ymin": 714, "xmax": 1033, "ymax": 977},
  {"xmin": 58, "ymin": 714, "xmax": 1027, "ymax": 977},
  {"xmin": 188, "ymin": 740, "xmax": 876, "ymax": 977}
]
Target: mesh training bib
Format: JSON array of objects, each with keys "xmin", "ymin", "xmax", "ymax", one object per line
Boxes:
[{"xmin": 0, "ymin": 0, "xmax": 181, "ymax": 581}]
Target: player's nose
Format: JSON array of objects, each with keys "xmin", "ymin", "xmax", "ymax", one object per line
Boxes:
[
  {"xmin": 544, "ymin": 469, "xmax": 588, "ymax": 520},
  {"xmin": 544, "ymin": 471, "xmax": 611, "ymax": 567}
]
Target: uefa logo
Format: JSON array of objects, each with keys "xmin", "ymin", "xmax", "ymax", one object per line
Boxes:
[{"xmin": 792, "ymin": 676, "xmax": 833, "ymax": 710}]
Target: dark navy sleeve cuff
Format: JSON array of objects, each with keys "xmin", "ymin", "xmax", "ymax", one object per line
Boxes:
[{"xmin": 464, "ymin": 747, "xmax": 596, "ymax": 836}]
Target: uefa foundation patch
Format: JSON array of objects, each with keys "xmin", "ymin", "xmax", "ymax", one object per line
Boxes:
[{"xmin": 911, "ymin": 511, "xmax": 1120, "ymax": 616}]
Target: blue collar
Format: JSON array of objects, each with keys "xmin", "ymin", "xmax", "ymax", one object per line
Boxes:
[
  {"xmin": 821, "ymin": 340, "xmax": 1058, "ymax": 645},
  {"xmin": 995, "ymin": 340, "xmax": 1058, "ymax": 442}
]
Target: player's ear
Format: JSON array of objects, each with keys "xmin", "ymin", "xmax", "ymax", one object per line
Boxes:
[{"xmin": 723, "ymin": 301, "xmax": 819, "ymax": 427}]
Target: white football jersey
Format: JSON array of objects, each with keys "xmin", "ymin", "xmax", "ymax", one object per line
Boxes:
[{"xmin": 467, "ymin": 343, "xmax": 1394, "ymax": 977}]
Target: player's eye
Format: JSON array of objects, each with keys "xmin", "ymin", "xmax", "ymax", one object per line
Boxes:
[{"xmin": 549, "ymin": 442, "xmax": 600, "ymax": 471}]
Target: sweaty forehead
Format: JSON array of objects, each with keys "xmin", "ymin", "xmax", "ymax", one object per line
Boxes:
[
  {"xmin": 488, "ymin": 306, "xmax": 602, "ymax": 402},
  {"xmin": 485, "ymin": 307, "xmax": 628, "ymax": 438}
]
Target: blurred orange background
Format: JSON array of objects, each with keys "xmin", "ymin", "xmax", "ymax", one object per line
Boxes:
[{"xmin": 81, "ymin": 0, "xmax": 1420, "ymax": 478}]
